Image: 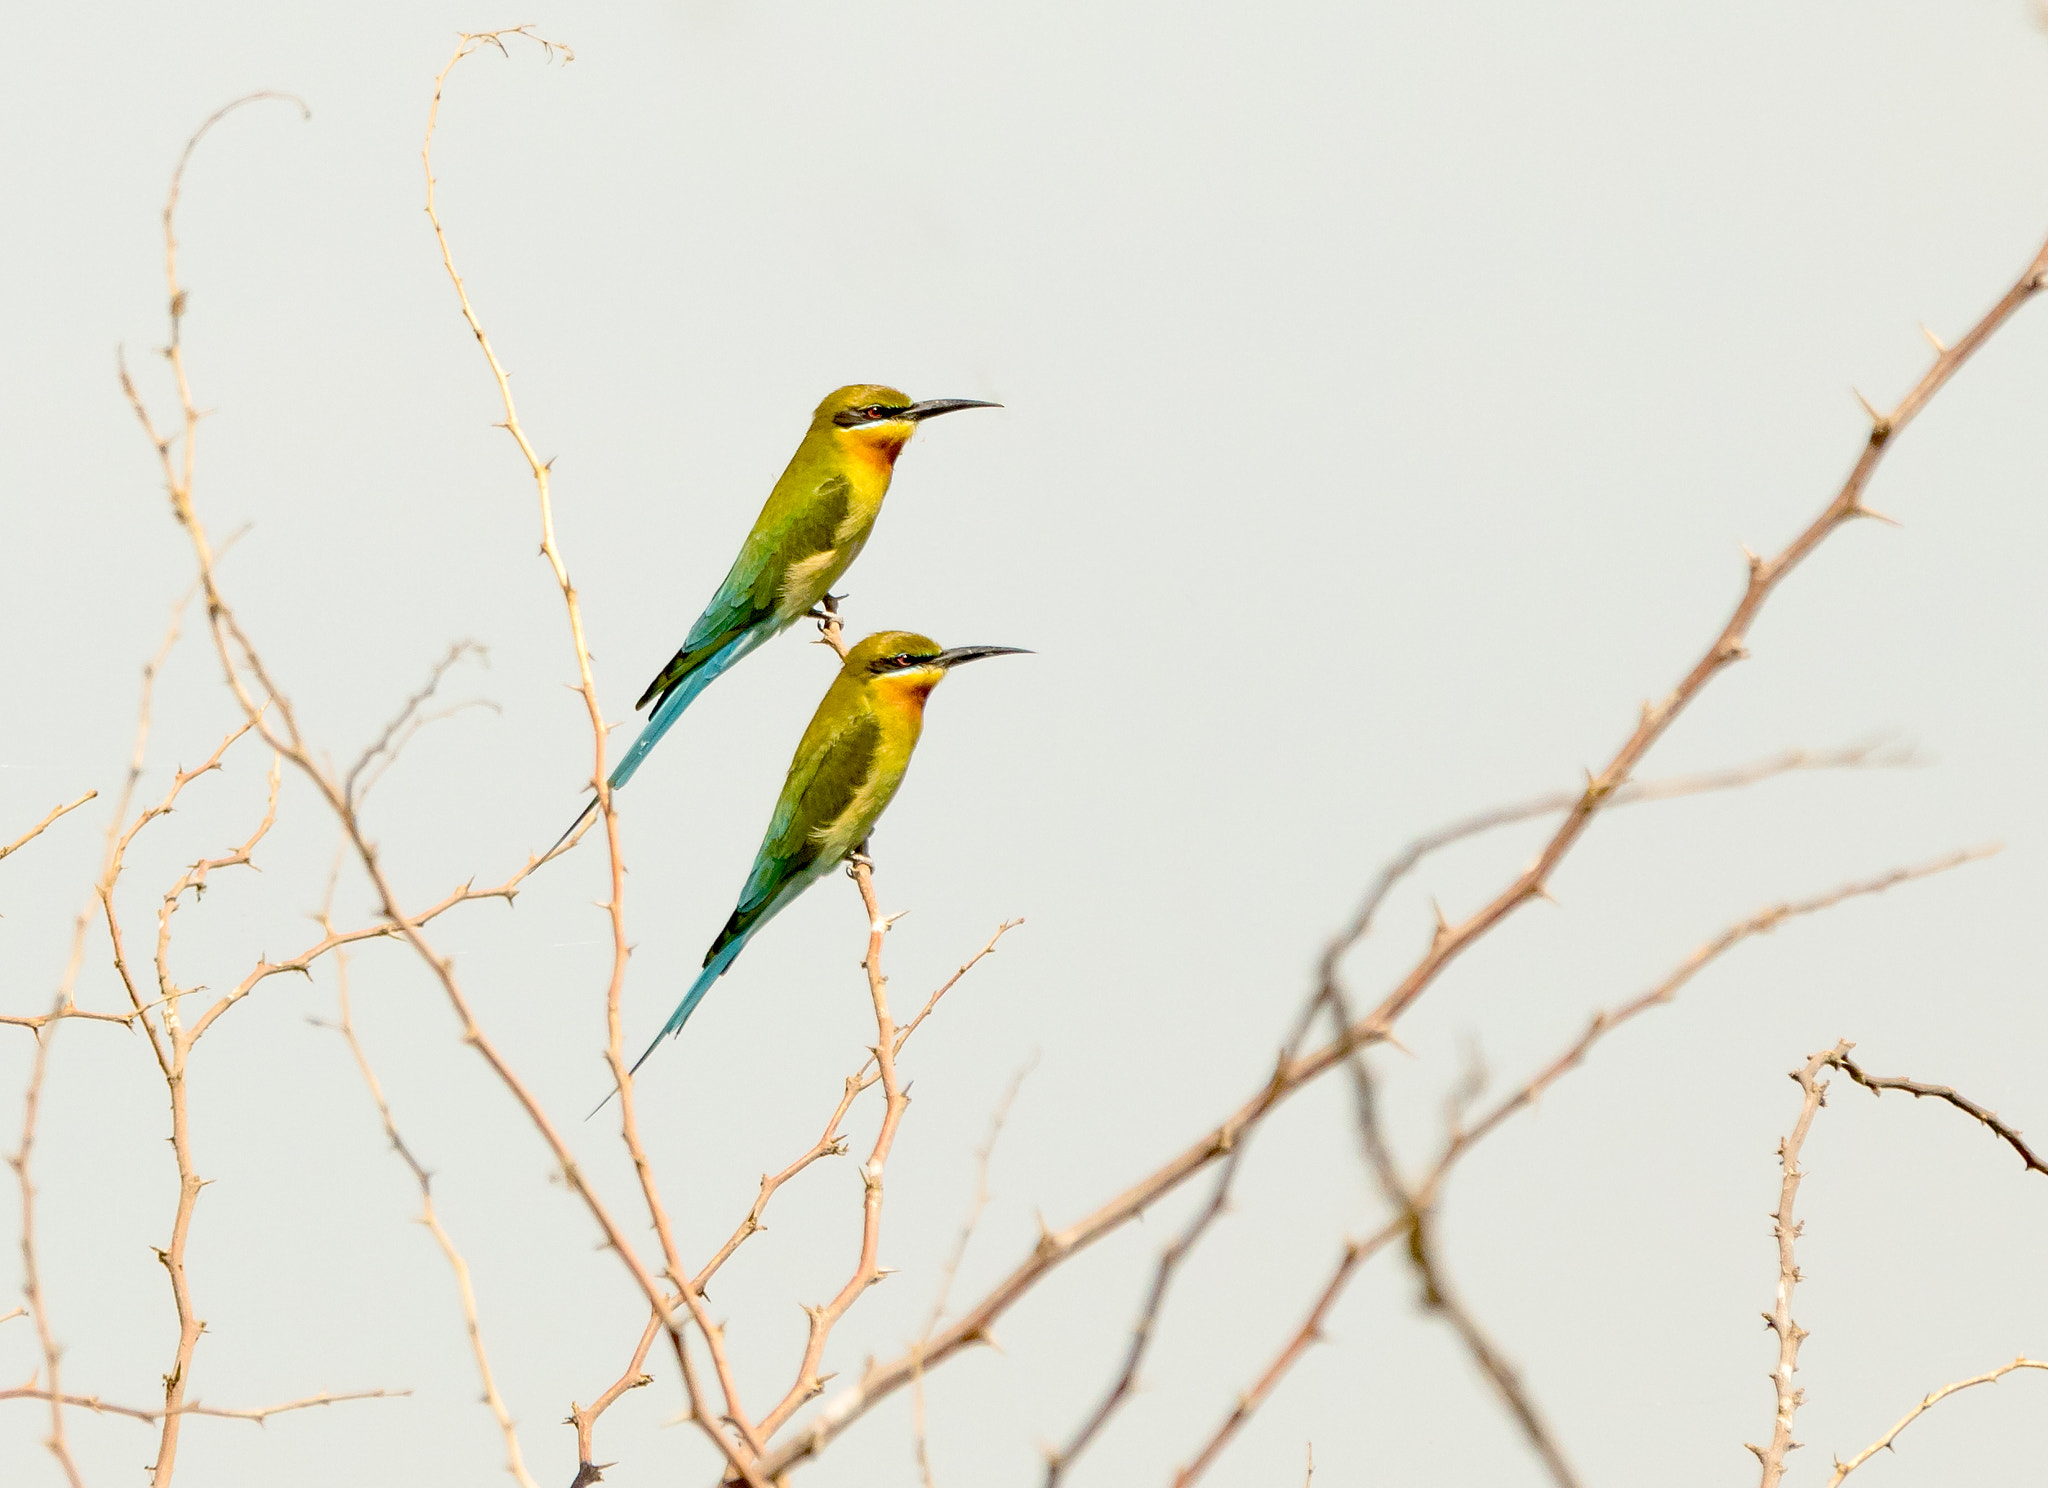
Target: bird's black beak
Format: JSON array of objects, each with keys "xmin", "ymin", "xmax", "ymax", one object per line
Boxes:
[
  {"xmin": 903, "ymin": 398, "xmax": 1002, "ymax": 422},
  {"xmin": 933, "ymin": 645, "xmax": 1031, "ymax": 669}
]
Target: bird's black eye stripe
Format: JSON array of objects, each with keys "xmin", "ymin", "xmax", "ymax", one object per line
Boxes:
[
  {"xmin": 868, "ymin": 651, "xmax": 932, "ymax": 673},
  {"xmin": 834, "ymin": 404, "xmax": 907, "ymax": 427}
]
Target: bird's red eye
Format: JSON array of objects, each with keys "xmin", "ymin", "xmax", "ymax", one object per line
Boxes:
[
  {"xmin": 865, "ymin": 405, "xmax": 887, "ymax": 420},
  {"xmin": 893, "ymin": 653, "xmax": 912, "ymax": 667}
]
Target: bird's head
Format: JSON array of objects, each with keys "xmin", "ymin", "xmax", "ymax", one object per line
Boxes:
[
  {"xmin": 813, "ymin": 384, "xmax": 1000, "ymax": 472},
  {"xmin": 843, "ymin": 630, "xmax": 1030, "ymax": 709}
]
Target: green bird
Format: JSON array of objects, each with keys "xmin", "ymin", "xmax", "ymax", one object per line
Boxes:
[
  {"xmin": 628, "ymin": 630, "xmax": 1027, "ymax": 1074},
  {"xmin": 558, "ymin": 384, "xmax": 998, "ymax": 848}
]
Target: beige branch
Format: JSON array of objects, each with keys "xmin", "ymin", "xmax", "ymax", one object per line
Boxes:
[
  {"xmin": 766, "ymin": 813, "xmax": 1998, "ymax": 1478},
  {"xmin": 754, "ymin": 860, "xmax": 918, "ymax": 1441},
  {"xmin": 1826, "ymin": 1358, "xmax": 2047, "ymax": 1484},
  {"xmin": 1173, "ymin": 844, "xmax": 1987, "ymax": 1483},
  {"xmin": 0, "ymin": 1385, "xmax": 405, "ymax": 1425},
  {"xmin": 1747, "ymin": 1043, "xmax": 1846, "ymax": 1485},
  {"xmin": 9, "ymin": 1005, "xmax": 86, "ymax": 1488},
  {"xmin": 1349, "ymin": 1055, "xmax": 1581, "ymax": 1488},
  {"xmin": 322, "ymin": 954, "xmax": 535, "ymax": 1488},
  {"xmin": 1171, "ymin": 1239, "xmax": 1369, "ymax": 1488},
  {"xmin": 0, "ymin": 792, "xmax": 98, "ymax": 865},
  {"xmin": 915, "ymin": 1057, "xmax": 1034, "ymax": 1488}
]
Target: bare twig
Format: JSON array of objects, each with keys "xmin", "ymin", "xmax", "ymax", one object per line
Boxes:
[
  {"xmin": 321, "ymin": 954, "xmax": 536, "ymax": 1488},
  {"xmin": 915, "ymin": 1058, "xmax": 1034, "ymax": 1488},
  {"xmin": 1349, "ymin": 1056, "xmax": 1581, "ymax": 1488},
  {"xmin": 10, "ymin": 585, "xmax": 199, "ymax": 1486},
  {"xmin": 345, "ymin": 639, "xmax": 493, "ymax": 807},
  {"xmin": 695, "ymin": 919, "xmax": 1022, "ymax": 1291},
  {"xmin": 1167, "ymin": 846, "xmax": 1989, "ymax": 1484},
  {"xmin": 1826, "ymin": 1358, "xmax": 2048, "ymax": 1484},
  {"xmin": 1747, "ymin": 1043, "xmax": 1847, "ymax": 1486},
  {"xmin": 0, "ymin": 1385, "xmax": 405, "ymax": 1425},
  {"xmin": 753, "ymin": 860, "xmax": 917, "ymax": 1441},
  {"xmin": 1051, "ymin": 754, "xmax": 1886, "ymax": 1478},
  {"xmin": 1824, "ymin": 1048, "xmax": 2046, "ymax": 1179},
  {"xmin": 793, "ymin": 335, "xmax": 2024, "ymax": 1465},
  {"xmin": 768, "ymin": 817, "xmax": 2003, "ymax": 1478},
  {"xmin": 9, "ymin": 1005, "xmax": 86, "ymax": 1488},
  {"xmin": 1172, "ymin": 1240, "xmax": 1369, "ymax": 1488},
  {"xmin": 1321, "ymin": 741, "xmax": 1915, "ymax": 975},
  {"xmin": 1444, "ymin": 849, "xmax": 1996, "ymax": 1166},
  {"xmin": 423, "ymin": 31, "xmax": 766, "ymax": 1487},
  {"xmin": 1046, "ymin": 1107, "xmax": 1258, "ymax": 1485},
  {"xmin": 122, "ymin": 62, "xmax": 763, "ymax": 1488},
  {"xmin": 574, "ymin": 916, "xmax": 1020, "ymax": 1477},
  {"xmin": 0, "ymin": 792, "xmax": 97, "ymax": 864}
]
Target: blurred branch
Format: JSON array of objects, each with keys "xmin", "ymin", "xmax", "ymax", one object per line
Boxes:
[
  {"xmin": 1349, "ymin": 1055, "xmax": 1581, "ymax": 1488},
  {"xmin": 765, "ymin": 807, "xmax": 1995, "ymax": 1477},
  {"xmin": 1053, "ymin": 747, "xmax": 1907, "ymax": 1481},
  {"xmin": 1320, "ymin": 740, "xmax": 1916, "ymax": 974},
  {"xmin": 0, "ymin": 1385, "xmax": 405, "ymax": 1424},
  {"xmin": 1747, "ymin": 1044, "xmax": 1846, "ymax": 1486},
  {"xmin": 916, "ymin": 1057, "xmax": 1034, "ymax": 1488},
  {"xmin": 346, "ymin": 640, "xmax": 493, "ymax": 808},
  {"xmin": 1168, "ymin": 846, "xmax": 1989, "ymax": 1482},
  {"xmin": 1824, "ymin": 1047, "xmax": 2046, "ymax": 1179},
  {"xmin": 1046, "ymin": 1096, "xmax": 1258, "ymax": 1485},
  {"xmin": 1826, "ymin": 1358, "xmax": 2047, "ymax": 1484},
  {"xmin": 9, "ymin": 1003, "xmax": 85, "ymax": 1488},
  {"xmin": 1172, "ymin": 1239, "xmax": 1369, "ymax": 1488},
  {"xmin": 1439, "ymin": 848, "xmax": 1996, "ymax": 1168},
  {"xmin": 320, "ymin": 954, "xmax": 536, "ymax": 1488},
  {"xmin": 0, "ymin": 792, "xmax": 97, "ymax": 864}
]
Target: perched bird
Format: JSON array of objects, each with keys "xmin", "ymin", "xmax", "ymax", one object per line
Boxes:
[
  {"xmin": 627, "ymin": 630, "xmax": 1027, "ymax": 1076},
  {"xmin": 555, "ymin": 384, "xmax": 998, "ymax": 851}
]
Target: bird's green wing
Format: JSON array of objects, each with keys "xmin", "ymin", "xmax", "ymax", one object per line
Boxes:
[
  {"xmin": 635, "ymin": 474, "xmax": 854, "ymax": 710},
  {"xmin": 705, "ymin": 710, "xmax": 883, "ymax": 963}
]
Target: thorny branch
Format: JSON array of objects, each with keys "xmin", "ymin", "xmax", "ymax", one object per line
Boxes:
[
  {"xmin": 11, "ymin": 1006, "xmax": 84, "ymax": 1488},
  {"xmin": 1053, "ymin": 745, "xmax": 1913, "ymax": 1482},
  {"xmin": 1747, "ymin": 1044, "xmax": 1846, "ymax": 1487},
  {"xmin": 0, "ymin": 793, "xmax": 97, "ymax": 865},
  {"xmin": 0, "ymin": 1385, "xmax": 405, "ymax": 1425},
  {"xmin": 321, "ymin": 954, "xmax": 537, "ymax": 1488},
  {"xmin": 1824, "ymin": 1047, "xmax": 2046, "ymax": 1179},
  {"xmin": 1171, "ymin": 1241, "xmax": 1368, "ymax": 1488},
  {"xmin": 1167, "ymin": 846, "xmax": 1984, "ymax": 1481},
  {"xmin": 571, "ymin": 916, "xmax": 1022, "ymax": 1475},
  {"xmin": 752, "ymin": 860, "xmax": 917, "ymax": 1442},
  {"xmin": 915, "ymin": 1058, "xmax": 1034, "ymax": 1488},
  {"xmin": 112, "ymin": 59, "xmax": 761, "ymax": 1488},
  {"xmin": 1349, "ymin": 1056, "xmax": 1582, "ymax": 1488},
  {"xmin": 14, "ymin": 586, "xmax": 207, "ymax": 1486},
  {"xmin": 754, "ymin": 220, "xmax": 2048, "ymax": 1477},
  {"xmin": 423, "ymin": 30, "xmax": 770, "ymax": 1488},
  {"xmin": 1045, "ymin": 1111, "xmax": 1255, "ymax": 1486},
  {"xmin": 346, "ymin": 639, "xmax": 494, "ymax": 808},
  {"xmin": 1826, "ymin": 1358, "xmax": 2048, "ymax": 1485}
]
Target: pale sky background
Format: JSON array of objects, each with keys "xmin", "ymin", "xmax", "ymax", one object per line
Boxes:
[{"xmin": 4, "ymin": 3, "xmax": 2048, "ymax": 1485}]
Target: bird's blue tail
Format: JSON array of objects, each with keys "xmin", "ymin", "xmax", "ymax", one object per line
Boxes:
[
  {"xmin": 544, "ymin": 630, "xmax": 766, "ymax": 862},
  {"xmin": 608, "ymin": 630, "xmax": 765, "ymax": 792},
  {"xmin": 627, "ymin": 932, "xmax": 752, "ymax": 1077}
]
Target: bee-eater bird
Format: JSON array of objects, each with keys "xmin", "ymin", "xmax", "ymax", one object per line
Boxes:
[
  {"xmin": 626, "ymin": 630, "xmax": 1027, "ymax": 1077},
  {"xmin": 554, "ymin": 385, "xmax": 998, "ymax": 852}
]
